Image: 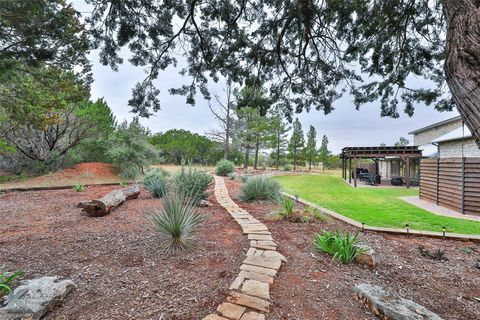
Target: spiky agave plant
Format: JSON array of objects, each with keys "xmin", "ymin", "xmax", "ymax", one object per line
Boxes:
[{"xmin": 148, "ymin": 192, "xmax": 207, "ymax": 253}]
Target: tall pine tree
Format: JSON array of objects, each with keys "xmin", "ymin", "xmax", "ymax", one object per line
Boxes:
[
  {"xmin": 288, "ymin": 118, "xmax": 305, "ymax": 171},
  {"xmin": 318, "ymin": 135, "xmax": 331, "ymax": 171},
  {"xmin": 305, "ymin": 126, "xmax": 317, "ymax": 171},
  {"xmin": 268, "ymin": 107, "xmax": 290, "ymax": 170}
]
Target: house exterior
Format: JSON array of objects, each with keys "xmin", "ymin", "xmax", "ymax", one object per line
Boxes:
[
  {"xmin": 377, "ymin": 115, "xmax": 479, "ymax": 184},
  {"xmin": 409, "ymin": 116, "xmax": 480, "ymax": 158}
]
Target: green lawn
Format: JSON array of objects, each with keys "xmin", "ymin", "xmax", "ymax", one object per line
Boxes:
[{"xmin": 275, "ymin": 174, "xmax": 480, "ymax": 235}]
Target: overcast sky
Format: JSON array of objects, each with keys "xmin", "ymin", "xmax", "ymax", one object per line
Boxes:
[{"xmin": 73, "ymin": 1, "xmax": 458, "ymax": 154}]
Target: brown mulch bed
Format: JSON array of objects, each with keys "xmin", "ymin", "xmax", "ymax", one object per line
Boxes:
[
  {"xmin": 225, "ymin": 178, "xmax": 480, "ymax": 320},
  {"xmin": 0, "ymin": 184, "xmax": 246, "ymax": 319},
  {"xmin": 1, "ymin": 162, "xmax": 121, "ymax": 189}
]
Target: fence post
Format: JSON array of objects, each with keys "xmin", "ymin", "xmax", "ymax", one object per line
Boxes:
[
  {"xmin": 436, "ymin": 158, "xmax": 440, "ymax": 205},
  {"xmin": 461, "ymin": 157, "xmax": 465, "ymax": 214}
]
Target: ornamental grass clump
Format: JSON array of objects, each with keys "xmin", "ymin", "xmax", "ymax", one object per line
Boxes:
[
  {"xmin": 148, "ymin": 192, "xmax": 207, "ymax": 253},
  {"xmin": 240, "ymin": 176, "xmax": 282, "ymax": 202},
  {"xmin": 0, "ymin": 270, "xmax": 24, "ymax": 298},
  {"xmin": 216, "ymin": 159, "xmax": 235, "ymax": 176},
  {"xmin": 173, "ymin": 167, "xmax": 212, "ymax": 204},
  {"xmin": 313, "ymin": 231, "xmax": 366, "ymax": 264},
  {"xmin": 143, "ymin": 169, "xmax": 168, "ymax": 198}
]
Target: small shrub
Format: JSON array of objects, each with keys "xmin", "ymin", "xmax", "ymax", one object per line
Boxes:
[
  {"xmin": 241, "ymin": 175, "xmax": 249, "ymax": 183},
  {"xmin": 216, "ymin": 159, "xmax": 235, "ymax": 176},
  {"xmin": 309, "ymin": 207, "xmax": 332, "ymax": 223},
  {"xmin": 173, "ymin": 168, "xmax": 212, "ymax": 203},
  {"xmin": 147, "ymin": 192, "xmax": 207, "ymax": 253},
  {"xmin": 143, "ymin": 172, "xmax": 168, "ymax": 198},
  {"xmin": 120, "ymin": 166, "xmax": 140, "ymax": 180},
  {"xmin": 283, "ymin": 163, "xmax": 293, "ymax": 171},
  {"xmin": 73, "ymin": 184, "xmax": 86, "ymax": 192},
  {"xmin": 147, "ymin": 167, "xmax": 170, "ymax": 178},
  {"xmin": 0, "ymin": 270, "xmax": 24, "ymax": 297},
  {"xmin": 119, "ymin": 180, "xmax": 128, "ymax": 187},
  {"xmin": 417, "ymin": 245, "xmax": 449, "ymax": 261},
  {"xmin": 240, "ymin": 176, "xmax": 282, "ymax": 202},
  {"xmin": 228, "ymin": 172, "xmax": 236, "ymax": 180},
  {"xmin": 313, "ymin": 231, "xmax": 366, "ymax": 264},
  {"xmin": 278, "ymin": 197, "xmax": 295, "ymax": 219}
]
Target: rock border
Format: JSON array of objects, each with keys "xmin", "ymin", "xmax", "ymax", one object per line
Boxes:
[{"xmin": 202, "ymin": 176, "xmax": 286, "ymax": 320}]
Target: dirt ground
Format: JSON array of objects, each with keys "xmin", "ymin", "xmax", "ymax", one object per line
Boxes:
[
  {"xmin": 0, "ymin": 163, "xmax": 121, "ymax": 190},
  {"xmin": 225, "ymin": 178, "xmax": 480, "ymax": 320},
  {"xmin": 0, "ymin": 184, "xmax": 246, "ymax": 319}
]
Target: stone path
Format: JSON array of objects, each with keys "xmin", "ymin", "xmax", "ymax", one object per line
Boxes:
[{"xmin": 203, "ymin": 176, "xmax": 286, "ymax": 320}]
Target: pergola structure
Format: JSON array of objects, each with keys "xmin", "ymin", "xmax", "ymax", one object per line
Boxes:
[{"xmin": 341, "ymin": 146, "xmax": 423, "ymax": 188}]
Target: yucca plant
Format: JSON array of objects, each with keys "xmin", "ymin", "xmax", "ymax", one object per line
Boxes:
[
  {"xmin": 313, "ymin": 231, "xmax": 366, "ymax": 264},
  {"xmin": 147, "ymin": 192, "xmax": 207, "ymax": 253},
  {"xmin": 0, "ymin": 270, "xmax": 24, "ymax": 297},
  {"xmin": 143, "ymin": 170, "xmax": 168, "ymax": 198},
  {"xmin": 73, "ymin": 184, "xmax": 86, "ymax": 192},
  {"xmin": 173, "ymin": 168, "xmax": 212, "ymax": 204},
  {"xmin": 240, "ymin": 176, "xmax": 282, "ymax": 202}
]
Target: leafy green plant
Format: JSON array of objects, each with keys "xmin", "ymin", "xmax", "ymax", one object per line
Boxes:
[
  {"xmin": 119, "ymin": 165, "xmax": 140, "ymax": 180},
  {"xmin": 119, "ymin": 180, "xmax": 128, "ymax": 187},
  {"xmin": 283, "ymin": 163, "xmax": 293, "ymax": 171},
  {"xmin": 228, "ymin": 172, "xmax": 236, "ymax": 180},
  {"xmin": 313, "ymin": 231, "xmax": 366, "ymax": 264},
  {"xmin": 309, "ymin": 207, "xmax": 332, "ymax": 223},
  {"xmin": 278, "ymin": 197, "xmax": 294, "ymax": 218},
  {"xmin": 0, "ymin": 271, "xmax": 24, "ymax": 297},
  {"xmin": 143, "ymin": 173, "xmax": 168, "ymax": 198},
  {"xmin": 173, "ymin": 168, "xmax": 212, "ymax": 204},
  {"xmin": 240, "ymin": 176, "xmax": 282, "ymax": 202},
  {"xmin": 73, "ymin": 184, "xmax": 86, "ymax": 192},
  {"xmin": 147, "ymin": 192, "xmax": 208, "ymax": 253},
  {"xmin": 216, "ymin": 159, "xmax": 235, "ymax": 176}
]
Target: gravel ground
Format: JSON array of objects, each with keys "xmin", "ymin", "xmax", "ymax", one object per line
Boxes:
[{"xmin": 0, "ymin": 184, "xmax": 246, "ymax": 319}]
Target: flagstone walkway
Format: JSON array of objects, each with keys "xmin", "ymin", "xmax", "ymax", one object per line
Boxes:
[{"xmin": 203, "ymin": 176, "xmax": 286, "ymax": 320}]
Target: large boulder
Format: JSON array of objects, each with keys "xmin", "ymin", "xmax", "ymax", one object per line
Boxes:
[
  {"xmin": 354, "ymin": 283, "xmax": 443, "ymax": 320},
  {"xmin": 0, "ymin": 276, "xmax": 76, "ymax": 320}
]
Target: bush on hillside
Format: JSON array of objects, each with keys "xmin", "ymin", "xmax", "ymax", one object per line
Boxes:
[
  {"xmin": 216, "ymin": 159, "xmax": 235, "ymax": 176},
  {"xmin": 240, "ymin": 176, "xmax": 282, "ymax": 202}
]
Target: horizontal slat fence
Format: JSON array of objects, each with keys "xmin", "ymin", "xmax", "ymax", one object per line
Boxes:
[{"xmin": 420, "ymin": 157, "xmax": 480, "ymax": 216}]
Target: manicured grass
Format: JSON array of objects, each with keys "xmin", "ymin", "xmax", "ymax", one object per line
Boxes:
[{"xmin": 275, "ymin": 174, "xmax": 480, "ymax": 235}]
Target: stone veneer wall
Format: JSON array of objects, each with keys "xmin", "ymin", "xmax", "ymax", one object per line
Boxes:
[
  {"xmin": 439, "ymin": 138, "xmax": 480, "ymax": 158},
  {"xmin": 413, "ymin": 118, "xmax": 463, "ymax": 146}
]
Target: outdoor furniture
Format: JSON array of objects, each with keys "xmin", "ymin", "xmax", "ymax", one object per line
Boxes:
[{"xmin": 391, "ymin": 177, "xmax": 403, "ymax": 186}]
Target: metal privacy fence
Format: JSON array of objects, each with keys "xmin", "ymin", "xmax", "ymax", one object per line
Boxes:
[{"xmin": 420, "ymin": 158, "xmax": 480, "ymax": 216}]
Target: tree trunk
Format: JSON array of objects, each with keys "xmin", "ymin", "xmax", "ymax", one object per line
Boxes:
[
  {"xmin": 78, "ymin": 185, "xmax": 140, "ymax": 217},
  {"xmin": 243, "ymin": 147, "xmax": 250, "ymax": 169},
  {"xmin": 293, "ymin": 153, "xmax": 297, "ymax": 171},
  {"xmin": 276, "ymin": 141, "xmax": 280, "ymax": 170},
  {"xmin": 254, "ymin": 139, "xmax": 260, "ymax": 169},
  {"xmin": 224, "ymin": 86, "xmax": 232, "ymax": 159},
  {"xmin": 444, "ymin": 0, "xmax": 480, "ymax": 148}
]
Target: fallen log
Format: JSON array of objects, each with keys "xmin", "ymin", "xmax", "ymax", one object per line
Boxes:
[{"xmin": 77, "ymin": 185, "xmax": 140, "ymax": 217}]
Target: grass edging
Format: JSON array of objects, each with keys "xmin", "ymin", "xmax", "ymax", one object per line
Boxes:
[{"xmin": 282, "ymin": 192, "xmax": 480, "ymax": 242}]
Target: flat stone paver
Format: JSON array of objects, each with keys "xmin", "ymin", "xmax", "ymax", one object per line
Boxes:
[
  {"xmin": 241, "ymin": 280, "xmax": 270, "ymax": 300},
  {"xmin": 208, "ymin": 176, "xmax": 285, "ymax": 319},
  {"xmin": 241, "ymin": 311, "xmax": 266, "ymax": 320},
  {"xmin": 217, "ymin": 302, "xmax": 246, "ymax": 320}
]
